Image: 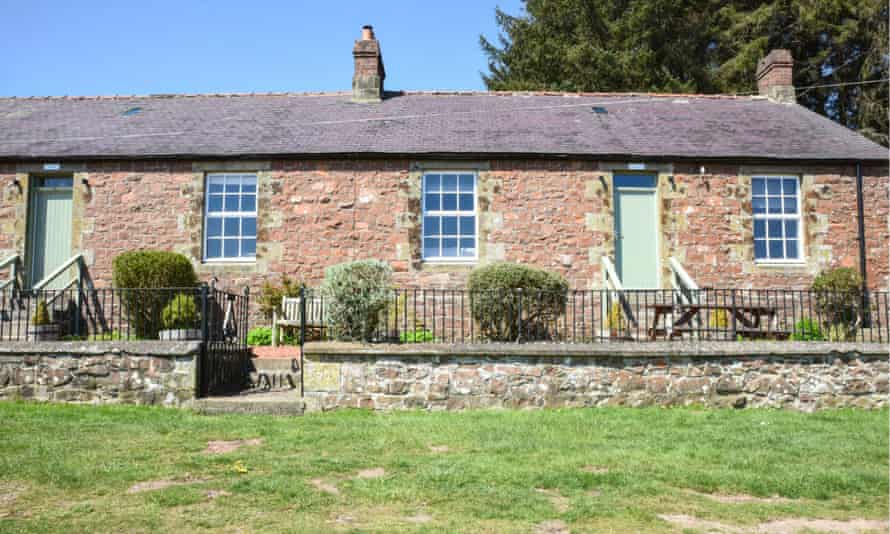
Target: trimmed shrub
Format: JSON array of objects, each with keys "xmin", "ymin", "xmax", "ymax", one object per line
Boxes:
[
  {"xmin": 112, "ymin": 250, "xmax": 199, "ymax": 337},
  {"xmin": 257, "ymin": 275, "xmax": 303, "ymax": 321},
  {"xmin": 468, "ymin": 262, "xmax": 568, "ymax": 341},
  {"xmin": 791, "ymin": 318, "xmax": 824, "ymax": 341},
  {"xmin": 812, "ymin": 267, "xmax": 863, "ymax": 341},
  {"xmin": 161, "ymin": 293, "xmax": 199, "ymax": 330},
  {"xmin": 247, "ymin": 326, "xmax": 297, "ymax": 346},
  {"xmin": 31, "ymin": 301, "xmax": 51, "ymax": 326},
  {"xmin": 320, "ymin": 260, "xmax": 393, "ymax": 341}
]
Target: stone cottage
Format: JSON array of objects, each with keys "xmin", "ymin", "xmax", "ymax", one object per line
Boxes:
[{"xmin": 0, "ymin": 27, "xmax": 886, "ymax": 300}]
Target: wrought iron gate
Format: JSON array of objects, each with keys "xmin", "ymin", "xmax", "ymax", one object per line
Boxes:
[{"xmin": 198, "ymin": 285, "xmax": 251, "ymax": 397}]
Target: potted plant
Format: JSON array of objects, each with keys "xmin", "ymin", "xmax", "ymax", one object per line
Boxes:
[
  {"xmin": 28, "ymin": 301, "xmax": 60, "ymax": 341},
  {"xmin": 158, "ymin": 293, "xmax": 201, "ymax": 341}
]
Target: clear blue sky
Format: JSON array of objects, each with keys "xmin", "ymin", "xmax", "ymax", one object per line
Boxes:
[{"xmin": 0, "ymin": 0, "xmax": 523, "ymax": 97}]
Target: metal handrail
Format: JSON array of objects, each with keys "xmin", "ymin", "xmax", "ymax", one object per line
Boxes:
[
  {"xmin": 0, "ymin": 254, "xmax": 20, "ymax": 291},
  {"xmin": 669, "ymin": 256, "xmax": 701, "ymax": 334},
  {"xmin": 601, "ymin": 256, "xmax": 637, "ymax": 329},
  {"xmin": 32, "ymin": 253, "xmax": 84, "ymax": 291}
]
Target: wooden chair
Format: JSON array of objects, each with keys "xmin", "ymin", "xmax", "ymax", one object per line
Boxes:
[{"xmin": 272, "ymin": 296, "xmax": 323, "ymax": 346}]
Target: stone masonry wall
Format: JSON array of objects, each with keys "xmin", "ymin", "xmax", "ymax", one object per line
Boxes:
[
  {"xmin": 0, "ymin": 159, "xmax": 886, "ymax": 321},
  {"xmin": 302, "ymin": 342, "xmax": 888, "ymax": 412},
  {"xmin": 0, "ymin": 341, "xmax": 199, "ymax": 406}
]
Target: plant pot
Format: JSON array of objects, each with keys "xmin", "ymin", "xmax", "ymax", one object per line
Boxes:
[
  {"xmin": 28, "ymin": 324, "xmax": 60, "ymax": 342},
  {"xmin": 158, "ymin": 329, "xmax": 202, "ymax": 341}
]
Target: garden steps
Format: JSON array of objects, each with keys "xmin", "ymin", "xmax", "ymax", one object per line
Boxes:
[{"xmin": 191, "ymin": 390, "xmax": 305, "ymax": 416}]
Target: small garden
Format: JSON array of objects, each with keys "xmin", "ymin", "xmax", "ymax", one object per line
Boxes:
[
  {"xmin": 0, "ymin": 402, "xmax": 886, "ymax": 532},
  {"xmin": 252, "ymin": 259, "xmax": 887, "ymax": 346}
]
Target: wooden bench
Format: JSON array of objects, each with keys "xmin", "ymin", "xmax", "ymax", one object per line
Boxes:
[{"xmin": 272, "ymin": 297, "xmax": 323, "ymax": 346}]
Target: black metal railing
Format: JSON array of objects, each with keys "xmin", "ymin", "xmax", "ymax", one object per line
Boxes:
[{"xmin": 295, "ymin": 287, "xmax": 890, "ymax": 344}]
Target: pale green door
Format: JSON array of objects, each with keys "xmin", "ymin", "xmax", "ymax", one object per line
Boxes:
[
  {"xmin": 614, "ymin": 174, "xmax": 658, "ymax": 289},
  {"xmin": 27, "ymin": 177, "xmax": 73, "ymax": 288}
]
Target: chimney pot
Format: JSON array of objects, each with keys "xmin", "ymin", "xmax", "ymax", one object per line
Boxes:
[
  {"xmin": 756, "ymin": 49, "xmax": 795, "ymax": 104},
  {"xmin": 352, "ymin": 25, "xmax": 385, "ymax": 102}
]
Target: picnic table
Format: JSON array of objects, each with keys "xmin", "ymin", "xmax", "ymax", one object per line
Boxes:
[{"xmin": 647, "ymin": 302, "xmax": 789, "ymax": 340}]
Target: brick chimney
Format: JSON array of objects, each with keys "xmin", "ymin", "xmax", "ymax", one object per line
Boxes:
[
  {"xmin": 352, "ymin": 25, "xmax": 385, "ymax": 102},
  {"xmin": 756, "ymin": 49, "xmax": 795, "ymax": 103}
]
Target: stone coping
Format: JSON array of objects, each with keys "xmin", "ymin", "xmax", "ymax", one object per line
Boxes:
[
  {"xmin": 0, "ymin": 340, "xmax": 201, "ymax": 357},
  {"xmin": 303, "ymin": 341, "xmax": 890, "ymax": 358}
]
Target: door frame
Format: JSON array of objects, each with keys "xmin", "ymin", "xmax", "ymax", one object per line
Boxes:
[
  {"xmin": 612, "ymin": 172, "xmax": 661, "ymax": 289},
  {"xmin": 25, "ymin": 175, "xmax": 75, "ymax": 288}
]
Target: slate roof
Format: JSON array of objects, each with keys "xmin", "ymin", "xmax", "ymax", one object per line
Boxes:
[{"xmin": 0, "ymin": 91, "xmax": 885, "ymax": 162}]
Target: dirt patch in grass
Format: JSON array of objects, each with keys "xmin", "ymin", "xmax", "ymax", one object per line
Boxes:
[
  {"xmin": 535, "ymin": 519, "xmax": 570, "ymax": 534},
  {"xmin": 659, "ymin": 514, "xmax": 889, "ymax": 533},
  {"xmin": 404, "ymin": 513, "xmax": 433, "ymax": 523},
  {"xmin": 127, "ymin": 476, "xmax": 205, "ymax": 494},
  {"xmin": 310, "ymin": 478, "xmax": 340, "ymax": 495},
  {"xmin": 682, "ymin": 488, "xmax": 793, "ymax": 504},
  {"xmin": 580, "ymin": 465, "xmax": 609, "ymax": 474},
  {"xmin": 205, "ymin": 490, "xmax": 231, "ymax": 500},
  {"xmin": 428, "ymin": 445, "xmax": 450, "ymax": 453},
  {"xmin": 535, "ymin": 488, "xmax": 570, "ymax": 513},
  {"xmin": 203, "ymin": 438, "xmax": 263, "ymax": 455},
  {"xmin": 0, "ymin": 482, "xmax": 26, "ymax": 518},
  {"xmin": 356, "ymin": 467, "xmax": 386, "ymax": 479}
]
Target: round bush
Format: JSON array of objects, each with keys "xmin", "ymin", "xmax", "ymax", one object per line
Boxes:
[
  {"xmin": 467, "ymin": 262, "xmax": 568, "ymax": 341},
  {"xmin": 161, "ymin": 293, "xmax": 199, "ymax": 330},
  {"xmin": 320, "ymin": 260, "xmax": 393, "ymax": 341},
  {"xmin": 112, "ymin": 250, "xmax": 199, "ymax": 337},
  {"xmin": 811, "ymin": 267, "xmax": 863, "ymax": 340}
]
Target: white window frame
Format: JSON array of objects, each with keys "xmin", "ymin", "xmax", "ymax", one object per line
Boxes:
[
  {"xmin": 752, "ymin": 175, "xmax": 805, "ymax": 265},
  {"xmin": 203, "ymin": 173, "xmax": 258, "ymax": 263},
  {"xmin": 421, "ymin": 171, "xmax": 479, "ymax": 263}
]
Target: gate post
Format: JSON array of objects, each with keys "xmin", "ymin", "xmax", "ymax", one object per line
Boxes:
[
  {"xmin": 198, "ymin": 283, "xmax": 210, "ymax": 398},
  {"xmin": 299, "ymin": 286, "xmax": 306, "ymax": 398}
]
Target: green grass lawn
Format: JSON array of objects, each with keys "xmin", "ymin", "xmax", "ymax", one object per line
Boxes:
[{"xmin": 0, "ymin": 403, "xmax": 886, "ymax": 533}]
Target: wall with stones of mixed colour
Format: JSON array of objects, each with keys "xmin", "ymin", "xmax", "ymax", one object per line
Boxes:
[
  {"xmin": 302, "ymin": 342, "xmax": 888, "ymax": 412},
  {"xmin": 0, "ymin": 341, "xmax": 199, "ymax": 406},
  {"xmin": 1, "ymin": 159, "xmax": 886, "ymax": 318}
]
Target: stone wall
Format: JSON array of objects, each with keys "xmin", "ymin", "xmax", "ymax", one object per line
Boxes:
[
  {"xmin": 1, "ymin": 159, "xmax": 887, "ymax": 318},
  {"xmin": 302, "ymin": 342, "xmax": 888, "ymax": 412},
  {"xmin": 0, "ymin": 341, "xmax": 199, "ymax": 406}
]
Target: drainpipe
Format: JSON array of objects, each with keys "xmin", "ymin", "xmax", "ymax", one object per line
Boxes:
[{"xmin": 855, "ymin": 162, "xmax": 870, "ymax": 325}]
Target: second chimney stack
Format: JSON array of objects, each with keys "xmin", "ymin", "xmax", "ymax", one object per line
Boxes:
[
  {"xmin": 756, "ymin": 49, "xmax": 795, "ymax": 104},
  {"xmin": 352, "ymin": 25, "xmax": 385, "ymax": 103}
]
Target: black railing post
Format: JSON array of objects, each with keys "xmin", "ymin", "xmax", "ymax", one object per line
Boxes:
[
  {"xmin": 730, "ymin": 289, "xmax": 738, "ymax": 340},
  {"xmin": 198, "ymin": 283, "xmax": 210, "ymax": 398},
  {"xmin": 299, "ymin": 286, "xmax": 306, "ymax": 398}
]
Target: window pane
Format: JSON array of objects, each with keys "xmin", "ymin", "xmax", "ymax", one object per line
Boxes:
[
  {"xmin": 784, "ymin": 220, "xmax": 798, "ymax": 239},
  {"xmin": 425, "ymin": 175, "xmax": 440, "ymax": 192},
  {"xmin": 208, "ymin": 195, "xmax": 223, "ymax": 212},
  {"xmin": 441, "ymin": 238, "xmax": 458, "ymax": 257},
  {"xmin": 459, "ymin": 216, "xmax": 475, "ymax": 236},
  {"xmin": 459, "ymin": 174, "xmax": 474, "ymax": 191},
  {"xmin": 224, "ymin": 196, "xmax": 239, "ymax": 212},
  {"xmin": 441, "ymin": 216, "xmax": 458, "ymax": 236},
  {"xmin": 223, "ymin": 239, "xmax": 240, "ymax": 258},
  {"xmin": 208, "ymin": 181, "xmax": 224, "ymax": 194},
  {"xmin": 225, "ymin": 181, "xmax": 240, "ymax": 194},
  {"xmin": 241, "ymin": 195, "xmax": 256, "ymax": 212},
  {"xmin": 442, "ymin": 194, "xmax": 457, "ymax": 211},
  {"xmin": 442, "ymin": 175, "xmax": 458, "ymax": 192},
  {"xmin": 783, "ymin": 197, "xmax": 797, "ymax": 214},
  {"xmin": 754, "ymin": 239, "xmax": 767, "ymax": 259},
  {"xmin": 206, "ymin": 217, "xmax": 222, "ymax": 237},
  {"xmin": 786, "ymin": 240, "xmax": 799, "ymax": 259},
  {"xmin": 767, "ymin": 220, "xmax": 783, "ymax": 238},
  {"xmin": 206, "ymin": 239, "xmax": 222, "ymax": 259},
  {"xmin": 424, "ymin": 194, "xmax": 440, "ymax": 211},
  {"xmin": 768, "ymin": 240, "xmax": 784, "ymax": 259},
  {"xmin": 752, "ymin": 178, "xmax": 765, "ymax": 195},
  {"xmin": 242, "ymin": 217, "xmax": 257, "ymax": 237},
  {"xmin": 423, "ymin": 238, "xmax": 439, "ymax": 258},
  {"xmin": 767, "ymin": 197, "xmax": 782, "ymax": 214},
  {"xmin": 242, "ymin": 238, "xmax": 256, "ymax": 256},
  {"xmin": 241, "ymin": 182, "xmax": 257, "ymax": 193},
  {"xmin": 752, "ymin": 197, "xmax": 766, "ymax": 214},
  {"xmin": 782, "ymin": 178, "xmax": 797, "ymax": 195},
  {"xmin": 766, "ymin": 178, "xmax": 781, "ymax": 195},
  {"xmin": 224, "ymin": 217, "xmax": 240, "ymax": 237},
  {"xmin": 459, "ymin": 238, "xmax": 476, "ymax": 257},
  {"xmin": 754, "ymin": 220, "xmax": 766, "ymax": 239},
  {"xmin": 423, "ymin": 216, "xmax": 439, "ymax": 236},
  {"xmin": 459, "ymin": 194, "xmax": 474, "ymax": 211}
]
